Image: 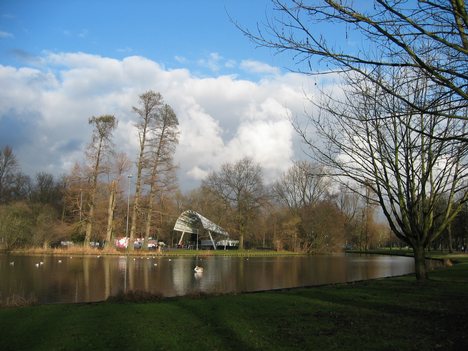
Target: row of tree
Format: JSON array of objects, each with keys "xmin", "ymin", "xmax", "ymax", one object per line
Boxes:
[
  {"xmin": 0, "ymin": 146, "xmax": 364, "ymax": 250},
  {"xmin": 2, "ymin": 135, "xmax": 467, "ymax": 256}
]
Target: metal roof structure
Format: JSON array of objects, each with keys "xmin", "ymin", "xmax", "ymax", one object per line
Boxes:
[
  {"xmin": 174, "ymin": 210, "xmax": 229, "ymax": 250},
  {"xmin": 173, "ymin": 210, "xmax": 228, "ymax": 236}
]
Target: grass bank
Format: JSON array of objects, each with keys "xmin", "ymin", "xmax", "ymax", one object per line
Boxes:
[
  {"xmin": 1, "ymin": 255, "xmax": 467, "ymax": 350},
  {"xmin": 10, "ymin": 247, "xmax": 299, "ymax": 257}
]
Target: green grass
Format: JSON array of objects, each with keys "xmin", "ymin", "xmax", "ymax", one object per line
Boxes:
[{"xmin": 1, "ymin": 255, "xmax": 467, "ymax": 350}]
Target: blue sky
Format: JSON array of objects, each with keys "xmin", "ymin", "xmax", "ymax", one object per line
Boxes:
[
  {"xmin": 0, "ymin": 0, "xmax": 340, "ymax": 191},
  {"xmin": 1, "ymin": 0, "xmax": 282, "ymax": 77}
]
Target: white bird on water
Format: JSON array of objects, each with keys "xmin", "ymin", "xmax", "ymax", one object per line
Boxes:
[
  {"xmin": 194, "ymin": 265, "xmax": 204, "ymax": 273},
  {"xmin": 9, "ymin": 261, "xmax": 14, "ymax": 266}
]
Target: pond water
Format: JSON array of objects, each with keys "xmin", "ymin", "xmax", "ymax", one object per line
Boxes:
[{"xmin": 0, "ymin": 253, "xmax": 433, "ymax": 304}]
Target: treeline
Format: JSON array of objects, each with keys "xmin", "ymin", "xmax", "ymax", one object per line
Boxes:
[
  {"xmin": 1, "ymin": 142, "xmax": 466, "ymax": 252},
  {"xmin": 0, "ymin": 144, "xmax": 390, "ymax": 252},
  {"xmin": 1, "ymin": 92, "xmax": 466, "ymax": 253}
]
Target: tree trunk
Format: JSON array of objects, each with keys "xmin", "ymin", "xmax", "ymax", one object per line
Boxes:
[
  {"xmin": 447, "ymin": 224, "xmax": 454, "ymax": 253},
  {"xmin": 105, "ymin": 180, "xmax": 116, "ymax": 249},
  {"xmin": 413, "ymin": 244, "xmax": 428, "ymax": 281},
  {"xmin": 84, "ymin": 203, "xmax": 95, "ymax": 247},
  {"xmin": 143, "ymin": 195, "xmax": 154, "ymax": 250},
  {"xmin": 128, "ymin": 180, "xmax": 140, "ymax": 251}
]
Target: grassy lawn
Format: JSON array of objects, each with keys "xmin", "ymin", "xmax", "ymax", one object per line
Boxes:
[{"xmin": 1, "ymin": 255, "xmax": 467, "ymax": 350}]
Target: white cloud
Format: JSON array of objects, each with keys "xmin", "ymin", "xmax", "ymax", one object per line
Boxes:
[
  {"xmin": 197, "ymin": 52, "xmax": 224, "ymax": 72},
  {"xmin": 187, "ymin": 166, "xmax": 209, "ymax": 181},
  {"xmin": 0, "ymin": 52, "xmax": 314, "ymax": 190},
  {"xmin": 240, "ymin": 60, "xmax": 280, "ymax": 75}
]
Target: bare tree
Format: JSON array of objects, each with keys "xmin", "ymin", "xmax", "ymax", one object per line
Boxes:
[
  {"xmin": 84, "ymin": 115, "xmax": 117, "ymax": 247},
  {"xmin": 129, "ymin": 91, "xmax": 163, "ymax": 250},
  {"xmin": 64, "ymin": 163, "xmax": 87, "ymax": 235},
  {"xmin": 301, "ymin": 69, "xmax": 468, "ymax": 280},
  {"xmin": 0, "ymin": 146, "xmax": 18, "ymax": 203},
  {"xmin": 142, "ymin": 104, "xmax": 179, "ymax": 249},
  {"xmin": 272, "ymin": 161, "xmax": 331, "ymax": 251},
  {"xmin": 203, "ymin": 158, "xmax": 267, "ymax": 249},
  {"xmin": 273, "ymin": 160, "xmax": 329, "ymax": 211},
  {"xmin": 299, "ymin": 200, "xmax": 346, "ymax": 253},
  {"xmin": 105, "ymin": 152, "xmax": 130, "ymax": 249},
  {"xmin": 239, "ymin": 0, "xmax": 468, "ymax": 138}
]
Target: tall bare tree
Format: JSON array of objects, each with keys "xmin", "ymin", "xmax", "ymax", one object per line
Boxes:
[
  {"xmin": 203, "ymin": 158, "xmax": 267, "ymax": 249},
  {"xmin": 143, "ymin": 104, "xmax": 179, "ymax": 249},
  {"xmin": 0, "ymin": 146, "xmax": 18, "ymax": 203},
  {"xmin": 301, "ymin": 69, "xmax": 468, "ymax": 280},
  {"xmin": 129, "ymin": 90, "xmax": 163, "ymax": 250},
  {"xmin": 84, "ymin": 115, "xmax": 117, "ymax": 247}
]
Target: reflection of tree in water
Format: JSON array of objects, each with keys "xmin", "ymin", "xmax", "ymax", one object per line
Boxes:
[
  {"xmin": 1, "ymin": 255, "xmax": 418, "ymax": 303},
  {"xmin": 172, "ymin": 258, "xmax": 194, "ymax": 296}
]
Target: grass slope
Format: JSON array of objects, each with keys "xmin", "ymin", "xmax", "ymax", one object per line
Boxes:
[{"xmin": 1, "ymin": 256, "xmax": 467, "ymax": 350}]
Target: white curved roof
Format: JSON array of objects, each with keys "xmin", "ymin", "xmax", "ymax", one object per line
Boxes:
[{"xmin": 173, "ymin": 210, "xmax": 228, "ymax": 236}]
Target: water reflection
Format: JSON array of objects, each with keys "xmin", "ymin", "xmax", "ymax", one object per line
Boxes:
[{"xmin": 0, "ymin": 254, "xmax": 425, "ymax": 304}]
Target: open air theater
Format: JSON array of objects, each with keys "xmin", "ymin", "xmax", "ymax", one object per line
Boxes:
[{"xmin": 173, "ymin": 210, "xmax": 238, "ymax": 250}]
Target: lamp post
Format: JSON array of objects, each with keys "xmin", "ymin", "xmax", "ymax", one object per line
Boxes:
[{"xmin": 126, "ymin": 175, "xmax": 132, "ymax": 238}]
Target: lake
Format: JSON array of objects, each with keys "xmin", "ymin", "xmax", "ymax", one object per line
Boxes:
[{"xmin": 0, "ymin": 253, "xmax": 430, "ymax": 304}]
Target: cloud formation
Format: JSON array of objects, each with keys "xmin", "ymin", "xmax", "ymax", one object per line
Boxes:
[
  {"xmin": 0, "ymin": 52, "xmax": 312, "ymax": 190},
  {"xmin": 240, "ymin": 60, "xmax": 280, "ymax": 75}
]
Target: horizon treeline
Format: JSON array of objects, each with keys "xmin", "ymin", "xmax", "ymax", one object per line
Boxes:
[{"xmin": 1, "ymin": 91, "xmax": 467, "ymax": 253}]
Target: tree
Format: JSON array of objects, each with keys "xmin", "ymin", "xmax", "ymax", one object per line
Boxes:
[
  {"xmin": 299, "ymin": 200, "xmax": 346, "ymax": 253},
  {"xmin": 300, "ymin": 69, "xmax": 468, "ymax": 280},
  {"xmin": 63, "ymin": 163, "xmax": 87, "ymax": 238},
  {"xmin": 104, "ymin": 153, "xmax": 130, "ymax": 249},
  {"xmin": 0, "ymin": 146, "xmax": 17, "ymax": 202},
  {"xmin": 451, "ymin": 200, "xmax": 468, "ymax": 251},
  {"xmin": 203, "ymin": 158, "xmax": 268, "ymax": 249},
  {"xmin": 30, "ymin": 203, "xmax": 66, "ymax": 249},
  {"xmin": 84, "ymin": 115, "xmax": 117, "ymax": 247},
  {"xmin": 30, "ymin": 172, "xmax": 63, "ymax": 211},
  {"xmin": 272, "ymin": 161, "xmax": 331, "ymax": 251},
  {"xmin": 241, "ymin": 0, "xmax": 468, "ymax": 138},
  {"xmin": 335, "ymin": 184, "xmax": 361, "ymax": 249},
  {"xmin": 273, "ymin": 160, "xmax": 329, "ymax": 211},
  {"xmin": 129, "ymin": 91, "xmax": 163, "ymax": 250},
  {"xmin": 143, "ymin": 103, "xmax": 179, "ymax": 249},
  {"xmin": 0, "ymin": 202, "xmax": 32, "ymax": 250}
]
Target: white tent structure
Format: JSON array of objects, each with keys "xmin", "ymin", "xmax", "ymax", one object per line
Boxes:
[{"xmin": 174, "ymin": 210, "xmax": 229, "ymax": 250}]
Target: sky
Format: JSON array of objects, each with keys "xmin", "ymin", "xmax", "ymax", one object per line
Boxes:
[{"xmin": 0, "ymin": 0, "xmax": 335, "ymax": 191}]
